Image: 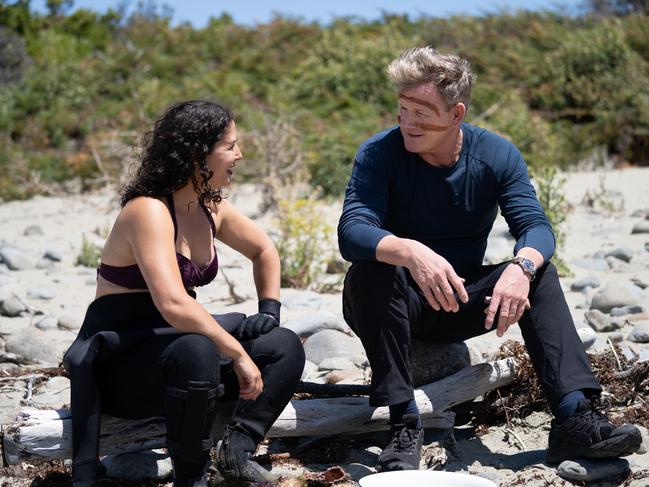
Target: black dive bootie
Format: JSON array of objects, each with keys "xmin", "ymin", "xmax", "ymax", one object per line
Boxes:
[{"xmin": 215, "ymin": 423, "xmax": 278, "ymax": 484}]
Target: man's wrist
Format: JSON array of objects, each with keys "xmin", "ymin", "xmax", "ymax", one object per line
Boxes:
[{"xmin": 509, "ymin": 256, "xmax": 536, "ymax": 281}]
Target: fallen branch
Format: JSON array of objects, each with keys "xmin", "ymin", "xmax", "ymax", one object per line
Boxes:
[{"xmin": 3, "ymin": 358, "xmax": 517, "ymax": 464}]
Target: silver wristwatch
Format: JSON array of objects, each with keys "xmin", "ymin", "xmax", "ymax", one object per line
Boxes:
[{"xmin": 510, "ymin": 256, "xmax": 536, "ymax": 281}]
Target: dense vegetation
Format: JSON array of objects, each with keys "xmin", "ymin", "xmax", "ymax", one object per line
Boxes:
[{"xmin": 0, "ymin": 0, "xmax": 648, "ymax": 202}]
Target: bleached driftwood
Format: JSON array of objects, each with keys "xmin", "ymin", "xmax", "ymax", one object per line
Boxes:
[{"xmin": 2, "ymin": 358, "xmax": 516, "ymax": 464}]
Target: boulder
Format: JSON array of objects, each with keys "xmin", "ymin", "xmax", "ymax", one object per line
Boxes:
[
  {"xmin": 303, "ymin": 329, "xmax": 366, "ymax": 366},
  {"xmin": 590, "ymin": 282, "xmax": 644, "ymax": 313}
]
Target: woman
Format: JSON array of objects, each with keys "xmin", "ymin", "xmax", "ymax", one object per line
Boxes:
[{"xmin": 64, "ymin": 100, "xmax": 305, "ymax": 487}]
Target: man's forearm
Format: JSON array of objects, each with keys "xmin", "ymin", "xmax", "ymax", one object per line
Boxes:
[{"xmin": 375, "ymin": 235, "xmax": 419, "ymax": 268}]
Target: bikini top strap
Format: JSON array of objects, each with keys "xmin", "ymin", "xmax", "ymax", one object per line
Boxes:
[
  {"xmin": 199, "ymin": 201, "xmax": 217, "ymax": 237},
  {"xmin": 166, "ymin": 194, "xmax": 179, "ymax": 242}
]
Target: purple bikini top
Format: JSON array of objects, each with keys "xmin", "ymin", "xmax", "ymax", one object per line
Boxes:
[{"xmin": 97, "ymin": 195, "xmax": 219, "ymax": 289}]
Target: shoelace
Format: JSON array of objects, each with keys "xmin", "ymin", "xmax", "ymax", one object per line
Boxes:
[{"xmin": 390, "ymin": 426, "xmax": 421, "ymax": 454}]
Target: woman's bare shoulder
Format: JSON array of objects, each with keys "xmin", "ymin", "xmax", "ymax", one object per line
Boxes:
[{"xmin": 120, "ymin": 196, "xmax": 171, "ymax": 223}]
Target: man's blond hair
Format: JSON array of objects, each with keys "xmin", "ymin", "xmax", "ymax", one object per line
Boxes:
[{"xmin": 387, "ymin": 47, "xmax": 476, "ymax": 111}]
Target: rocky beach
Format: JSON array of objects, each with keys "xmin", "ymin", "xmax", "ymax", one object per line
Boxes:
[{"xmin": 1, "ymin": 168, "xmax": 649, "ymax": 486}]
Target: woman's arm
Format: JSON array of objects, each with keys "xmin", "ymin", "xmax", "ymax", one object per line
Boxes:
[
  {"xmin": 122, "ymin": 197, "xmax": 262, "ymax": 398},
  {"xmin": 214, "ymin": 200, "xmax": 280, "ymax": 301}
]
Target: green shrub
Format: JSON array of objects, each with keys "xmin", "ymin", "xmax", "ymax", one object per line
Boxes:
[
  {"xmin": 75, "ymin": 235, "xmax": 102, "ymax": 268},
  {"xmin": 273, "ymin": 198, "xmax": 333, "ymax": 289}
]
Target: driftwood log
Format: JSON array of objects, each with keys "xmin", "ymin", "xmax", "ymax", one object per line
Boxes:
[{"xmin": 3, "ymin": 358, "xmax": 517, "ymax": 464}]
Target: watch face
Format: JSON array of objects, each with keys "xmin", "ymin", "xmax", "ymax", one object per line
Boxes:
[{"xmin": 522, "ymin": 258, "xmax": 535, "ymax": 274}]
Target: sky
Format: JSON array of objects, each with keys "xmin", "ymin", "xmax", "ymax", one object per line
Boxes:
[{"xmin": 29, "ymin": 0, "xmax": 586, "ymax": 26}]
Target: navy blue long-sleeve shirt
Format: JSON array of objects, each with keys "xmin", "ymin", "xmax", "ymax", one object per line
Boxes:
[{"xmin": 337, "ymin": 123, "xmax": 555, "ymax": 277}]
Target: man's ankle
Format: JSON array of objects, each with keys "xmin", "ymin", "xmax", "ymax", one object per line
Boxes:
[{"xmin": 389, "ymin": 399, "xmax": 421, "ymax": 428}]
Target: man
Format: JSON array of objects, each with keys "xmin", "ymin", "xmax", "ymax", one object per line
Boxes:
[{"xmin": 337, "ymin": 47, "xmax": 642, "ymax": 472}]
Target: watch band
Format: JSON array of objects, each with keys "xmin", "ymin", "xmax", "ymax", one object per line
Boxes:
[{"xmin": 510, "ymin": 256, "xmax": 536, "ymax": 281}]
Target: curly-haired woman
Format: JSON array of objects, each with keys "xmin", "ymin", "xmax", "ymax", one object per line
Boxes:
[{"xmin": 64, "ymin": 100, "xmax": 305, "ymax": 487}]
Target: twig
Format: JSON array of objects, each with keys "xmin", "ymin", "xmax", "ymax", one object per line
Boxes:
[
  {"xmin": 504, "ymin": 427, "xmax": 528, "ymax": 452},
  {"xmin": 218, "ymin": 269, "xmax": 247, "ymax": 304},
  {"xmin": 607, "ymin": 337, "xmax": 623, "ymax": 371}
]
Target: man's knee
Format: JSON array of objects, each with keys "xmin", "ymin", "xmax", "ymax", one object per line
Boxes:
[{"xmin": 344, "ymin": 260, "xmax": 401, "ymax": 295}]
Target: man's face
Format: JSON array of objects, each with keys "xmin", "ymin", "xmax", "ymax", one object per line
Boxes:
[{"xmin": 397, "ymin": 83, "xmax": 456, "ymax": 156}]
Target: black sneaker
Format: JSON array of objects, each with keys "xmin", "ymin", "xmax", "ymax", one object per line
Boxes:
[
  {"xmin": 547, "ymin": 398, "xmax": 642, "ymax": 464},
  {"xmin": 377, "ymin": 414, "xmax": 424, "ymax": 471}
]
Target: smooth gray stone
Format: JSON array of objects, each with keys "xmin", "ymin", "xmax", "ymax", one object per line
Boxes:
[
  {"xmin": 637, "ymin": 425, "xmax": 649, "ymax": 455},
  {"xmin": 411, "ymin": 341, "xmax": 471, "ymax": 387},
  {"xmin": 319, "ymin": 357, "xmax": 356, "ymax": 371},
  {"xmin": 300, "ymin": 360, "xmax": 318, "ymax": 381},
  {"xmin": 632, "ymin": 221, "xmax": 649, "ymax": 234},
  {"xmin": 303, "ymin": 329, "xmax": 366, "ymax": 365},
  {"xmin": 282, "ymin": 310, "xmax": 349, "ymax": 338},
  {"xmin": 0, "ymin": 247, "xmax": 34, "ymax": 270},
  {"xmin": 57, "ymin": 314, "xmax": 82, "ymax": 330},
  {"xmin": 576, "ymin": 327, "xmax": 597, "ymax": 350},
  {"xmin": 611, "ymin": 304, "xmax": 646, "ymax": 316},
  {"xmin": 631, "ymin": 277, "xmax": 649, "ymax": 289},
  {"xmin": 23, "ymin": 224, "xmax": 44, "ymax": 236},
  {"xmin": 590, "ymin": 282, "xmax": 644, "ymax": 313},
  {"xmin": 27, "ymin": 286, "xmax": 57, "ymax": 300},
  {"xmin": 5, "ymin": 329, "xmax": 57, "ymax": 364},
  {"xmin": 101, "ymin": 450, "xmax": 173, "ymax": 481},
  {"xmin": 35, "ymin": 258, "xmax": 56, "ymax": 269},
  {"xmin": 0, "ymin": 295, "xmax": 27, "ymax": 317},
  {"xmin": 282, "ymin": 290, "xmax": 325, "ymax": 310},
  {"xmin": 572, "ymin": 257, "xmax": 609, "ymax": 272},
  {"xmin": 35, "ymin": 316, "xmax": 59, "ymax": 330},
  {"xmin": 43, "ymin": 247, "xmax": 63, "ymax": 262},
  {"xmin": 571, "ymin": 276, "xmax": 600, "ymax": 292},
  {"xmin": 584, "ymin": 309, "xmax": 616, "ymax": 332},
  {"xmin": 628, "ymin": 321, "xmax": 649, "ymax": 343},
  {"xmin": 605, "ymin": 246, "xmax": 634, "ymax": 263},
  {"xmin": 606, "ymin": 256, "xmax": 629, "ymax": 272},
  {"xmin": 31, "ymin": 376, "xmax": 70, "ymax": 408},
  {"xmin": 556, "ymin": 458, "xmax": 630, "ymax": 482}
]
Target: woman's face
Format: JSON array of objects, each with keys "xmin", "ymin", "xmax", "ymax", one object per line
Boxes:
[{"xmin": 204, "ymin": 121, "xmax": 242, "ymax": 188}]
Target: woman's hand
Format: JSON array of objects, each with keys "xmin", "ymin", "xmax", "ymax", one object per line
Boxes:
[{"xmin": 232, "ymin": 354, "xmax": 263, "ymax": 400}]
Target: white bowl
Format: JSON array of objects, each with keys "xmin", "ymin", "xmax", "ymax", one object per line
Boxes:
[{"xmin": 359, "ymin": 470, "xmax": 497, "ymax": 487}]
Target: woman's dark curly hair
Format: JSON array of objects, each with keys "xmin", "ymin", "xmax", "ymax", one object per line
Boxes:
[{"xmin": 121, "ymin": 100, "xmax": 234, "ymax": 207}]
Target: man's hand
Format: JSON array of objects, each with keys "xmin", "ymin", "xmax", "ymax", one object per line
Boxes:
[
  {"xmin": 407, "ymin": 241, "xmax": 468, "ymax": 312},
  {"xmin": 485, "ymin": 263, "xmax": 531, "ymax": 336}
]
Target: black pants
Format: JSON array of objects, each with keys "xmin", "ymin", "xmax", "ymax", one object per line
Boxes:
[
  {"xmin": 85, "ymin": 292, "xmax": 305, "ymax": 446},
  {"xmin": 342, "ymin": 260, "xmax": 601, "ymax": 412}
]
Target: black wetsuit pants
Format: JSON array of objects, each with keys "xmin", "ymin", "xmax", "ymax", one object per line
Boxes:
[
  {"xmin": 342, "ymin": 260, "xmax": 601, "ymax": 412},
  {"xmin": 83, "ymin": 292, "xmax": 305, "ymax": 480}
]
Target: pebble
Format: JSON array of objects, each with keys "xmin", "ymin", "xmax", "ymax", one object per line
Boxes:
[
  {"xmin": 282, "ymin": 310, "xmax": 350, "ymax": 338},
  {"xmin": 43, "ymin": 247, "xmax": 63, "ymax": 262},
  {"xmin": 35, "ymin": 316, "xmax": 59, "ymax": 330},
  {"xmin": 590, "ymin": 282, "xmax": 644, "ymax": 313},
  {"xmin": 584, "ymin": 309, "xmax": 616, "ymax": 332},
  {"xmin": 576, "ymin": 327, "xmax": 597, "ymax": 350},
  {"xmin": 571, "ymin": 276, "xmax": 600, "ymax": 292},
  {"xmin": 23, "ymin": 225, "xmax": 44, "ymax": 236},
  {"xmin": 611, "ymin": 305, "xmax": 646, "ymax": 316},
  {"xmin": 557, "ymin": 458, "xmax": 630, "ymax": 482},
  {"xmin": 410, "ymin": 341, "xmax": 471, "ymax": 386},
  {"xmin": 631, "ymin": 221, "xmax": 649, "ymax": 234},
  {"xmin": 325, "ymin": 369, "xmax": 365, "ymax": 384},
  {"xmin": 58, "ymin": 314, "xmax": 82, "ymax": 330},
  {"xmin": 606, "ymin": 256, "xmax": 630, "ymax": 272},
  {"xmin": 628, "ymin": 321, "xmax": 649, "ymax": 343},
  {"xmin": 282, "ymin": 290, "xmax": 326, "ymax": 310},
  {"xmin": 572, "ymin": 257, "xmax": 609, "ymax": 272},
  {"xmin": 5, "ymin": 329, "xmax": 57, "ymax": 364},
  {"xmin": 605, "ymin": 246, "xmax": 634, "ymax": 263},
  {"xmin": 101, "ymin": 449, "xmax": 173, "ymax": 481},
  {"xmin": 31, "ymin": 376, "xmax": 70, "ymax": 408},
  {"xmin": 303, "ymin": 329, "xmax": 366, "ymax": 365},
  {"xmin": 608, "ymin": 332, "xmax": 624, "ymax": 343},
  {"xmin": 319, "ymin": 357, "xmax": 356, "ymax": 371},
  {"xmin": 35, "ymin": 259, "xmax": 56, "ymax": 270},
  {"xmin": 27, "ymin": 287, "xmax": 57, "ymax": 300},
  {"xmin": 0, "ymin": 295, "xmax": 27, "ymax": 317},
  {"xmin": 631, "ymin": 277, "xmax": 649, "ymax": 289},
  {"xmin": 0, "ymin": 247, "xmax": 34, "ymax": 271},
  {"xmin": 301, "ymin": 360, "xmax": 318, "ymax": 381}
]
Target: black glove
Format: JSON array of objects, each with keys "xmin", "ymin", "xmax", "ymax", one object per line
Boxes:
[{"xmin": 236, "ymin": 298, "xmax": 281, "ymax": 341}]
